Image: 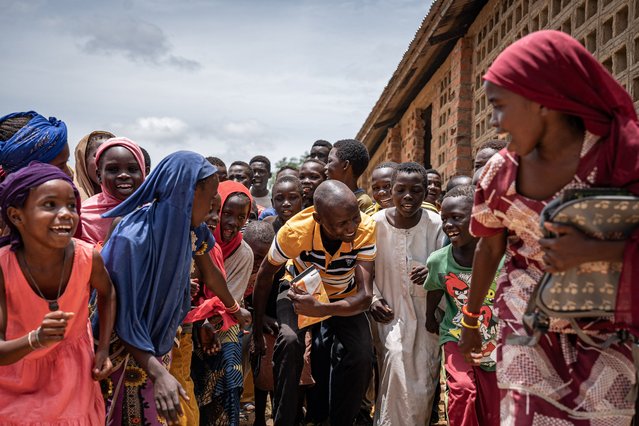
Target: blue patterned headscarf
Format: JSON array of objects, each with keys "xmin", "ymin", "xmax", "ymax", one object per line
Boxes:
[
  {"xmin": 100, "ymin": 151, "xmax": 217, "ymax": 356},
  {"xmin": 0, "ymin": 111, "xmax": 68, "ymax": 174}
]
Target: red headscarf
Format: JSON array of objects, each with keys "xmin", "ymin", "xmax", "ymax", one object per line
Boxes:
[
  {"xmin": 485, "ymin": 30, "xmax": 639, "ymax": 332},
  {"xmin": 214, "ymin": 180, "xmax": 252, "ymax": 259}
]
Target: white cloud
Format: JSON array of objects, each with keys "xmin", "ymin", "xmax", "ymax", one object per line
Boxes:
[
  {"xmin": 1, "ymin": 0, "xmax": 432, "ymax": 171},
  {"xmin": 113, "ymin": 116, "xmax": 189, "ymax": 145},
  {"xmin": 222, "ymin": 120, "xmax": 266, "ymax": 137},
  {"xmin": 74, "ymin": 16, "xmax": 202, "ymax": 71}
]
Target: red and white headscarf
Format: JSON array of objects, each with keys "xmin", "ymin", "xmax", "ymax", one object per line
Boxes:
[{"xmin": 485, "ymin": 30, "xmax": 639, "ymax": 332}]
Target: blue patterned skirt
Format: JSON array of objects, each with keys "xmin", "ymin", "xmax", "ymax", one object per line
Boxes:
[{"xmin": 191, "ymin": 324, "xmax": 243, "ymax": 426}]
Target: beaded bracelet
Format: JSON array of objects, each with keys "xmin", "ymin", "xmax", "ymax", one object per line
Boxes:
[
  {"xmin": 225, "ymin": 301, "xmax": 241, "ymax": 315},
  {"xmin": 460, "ymin": 317, "xmax": 480, "ymax": 329},
  {"xmin": 462, "ymin": 305, "xmax": 481, "ymax": 319}
]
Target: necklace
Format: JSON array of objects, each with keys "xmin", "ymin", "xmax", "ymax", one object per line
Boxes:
[{"xmin": 20, "ymin": 248, "xmax": 68, "ymax": 312}]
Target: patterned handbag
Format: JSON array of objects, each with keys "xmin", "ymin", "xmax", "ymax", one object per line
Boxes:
[{"xmin": 514, "ymin": 189, "xmax": 639, "ymax": 348}]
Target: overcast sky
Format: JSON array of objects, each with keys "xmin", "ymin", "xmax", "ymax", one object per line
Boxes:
[{"xmin": 1, "ymin": 0, "xmax": 432, "ymax": 168}]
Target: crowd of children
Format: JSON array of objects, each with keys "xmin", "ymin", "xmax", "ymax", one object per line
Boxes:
[{"xmin": 0, "ymin": 31, "xmax": 638, "ymax": 426}]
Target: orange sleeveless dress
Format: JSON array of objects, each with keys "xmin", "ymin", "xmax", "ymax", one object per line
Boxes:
[{"xmin": 0, "ymin": 239, "xmax": 105, "ymax": 425}]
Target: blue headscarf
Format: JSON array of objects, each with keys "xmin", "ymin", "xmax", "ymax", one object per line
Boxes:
[
  {"xmin": 100, "ymin": 151, "xmax": 217, "ymax": 356},
  {"xmin": 0, "ymin": 111, "xmax": 68, "ymax": 174}
]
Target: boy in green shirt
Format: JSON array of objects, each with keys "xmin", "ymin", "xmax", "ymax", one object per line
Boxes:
[{"xmin": 424, "ymin": 185, "xmax": 501, "ymax": 426}]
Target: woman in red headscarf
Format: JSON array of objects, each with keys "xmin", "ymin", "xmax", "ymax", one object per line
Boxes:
[
  {"xmin": 458, "ymin": 30, "xmax": 639, "ymax": 425},
  {"xmin": 191, "ymin": 180, "xmax": 254, "ymax": 426}
]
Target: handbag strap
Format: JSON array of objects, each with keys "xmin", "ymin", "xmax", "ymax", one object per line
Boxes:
[{"xmin": 566, "ymin": 318, "xmax": 623, "ymax": 349}]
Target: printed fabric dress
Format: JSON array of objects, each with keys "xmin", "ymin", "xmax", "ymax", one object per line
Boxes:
[
  {"xmin": 371, "ymin": 208, "xmax": 444, "ymax": 426},
  {"xmin": 471, "ymin": 138, "xmax": 636, "ymax": 425},
  {"xmin": 0, "ymin": 239, "xmax": 105, "ymax": 425}
]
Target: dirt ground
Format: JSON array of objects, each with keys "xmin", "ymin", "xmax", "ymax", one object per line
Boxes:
[{"xmin": 238, "ymin": 386, "xmax": 448, "ymax": 426}]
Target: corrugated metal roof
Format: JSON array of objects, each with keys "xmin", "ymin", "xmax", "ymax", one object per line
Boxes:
[{"xmin": 357, "ymin": 0, "xmax": 487, "ymax": 156}]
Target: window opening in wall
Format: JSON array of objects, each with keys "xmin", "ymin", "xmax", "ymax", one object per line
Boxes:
[
  {"xmin": 632, "ymin": 77, "xmax": 639, "ymax": 102},
  {"xmin": 516, "ymin": 4, "xmax": 522, "ymax": 22},
  {"xmin": 602, "ymin": 56, "xmax": 613, "ymax": 73},
  {"xmin": 575, "ymin": 3, "xmax": 586, "ymax": 29},
  {"xmin": 576, "ymin": 3, "xmax": 586, "ymax": 27},
  {"xmin": 552, "ymin": 0, "xmax": 562, "ymax": 17},
  {"xmin": 532, "ymin": 15, "xmax": 540, "ymax": 31},
  {"xmin": 635, "ymin": 0, "xmax": 639, "ymax": 19},
  {"xmin": 602, "ymin": 17, "xmax": 613, "ymax": 44},
  {"xmin": 562, "ymin": 17, "xmax": 571, "ymax": 33},
  {"xmin": 586, "ymin": 0, "xmax": 598, "ymax": 18},
  {"xmin": 634, "ymin": 37, "xmax": 639, "ymax": 64},
  {"xmin": 615, "ymin": 6, "xmax": 629, "ymax": 35},
  {"xmin": 422, "ymin": 106, "xmax": 433, "ymax": 168},
  {"xmin": 586, "ymin": 29, "xmax": 597, "ymax": 53},
  {"xmin": 540, "ymin": 7, "xmax": 549, "ymax": 27},
  {"xmin": 614, "ymin": 46, "xmax": 627, "ymax": 73}
]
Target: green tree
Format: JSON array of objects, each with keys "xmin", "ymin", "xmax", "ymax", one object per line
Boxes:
[{"xmin": 269, "ymin": 151, "xmax": 309, "ymax": 188}]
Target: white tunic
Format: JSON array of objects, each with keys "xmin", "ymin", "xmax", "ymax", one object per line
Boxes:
[{"xmin": 371, "ymin": 208, "xmax": 444, "ymax": 426}]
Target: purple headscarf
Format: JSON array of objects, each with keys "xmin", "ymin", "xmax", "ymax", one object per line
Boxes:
[{"xmin": 0, "ymin": 162, "xmax": 81, "ymax": 251}]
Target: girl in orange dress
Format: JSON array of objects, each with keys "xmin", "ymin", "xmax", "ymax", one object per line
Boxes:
[{"xmin": 0, "ymin": 162, "xmax": 116, "ymax": 425}]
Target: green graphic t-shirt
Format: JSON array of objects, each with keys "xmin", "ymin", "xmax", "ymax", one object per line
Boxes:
[{"xmin": 424, "ymin": 245, "xmax": 502, "ymax": 371}]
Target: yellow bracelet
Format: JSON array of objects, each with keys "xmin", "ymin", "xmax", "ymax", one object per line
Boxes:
[{"xmin": 460, "ymin": 317, "xmax": 480, "ymax": 329}]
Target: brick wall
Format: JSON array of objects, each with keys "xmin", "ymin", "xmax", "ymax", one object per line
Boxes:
[
  {"xmin": 363, "ymin": 0, "xmax": 639, "ymax": 192},
  {"xmin": 470, "ymin": 0, "xmax": 639, "ymax": 152}
]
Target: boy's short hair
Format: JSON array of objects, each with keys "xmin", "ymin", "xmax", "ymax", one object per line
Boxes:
[
  {"xmin": 443, "ymin": 184, "xmax": 475, "ymax": 203},
  {"xmin": 424, "ymin": 168, "xmax": 441, "ymax": 177},
  {"xmin": 277, "ymin": 165, "xmax": 299, "ymax": 175},
  {"xmin": 229, "ymin": 160, "xmax": 254, "ymax": 179},
  {"xmin": 243, "ymin": 220, "xmax": 275, "ymax": 246},
  {"xmin": 206, "ymin": 156, "xmax": 226, "ymax": 168},
  {"xmin": 333, "ymin": 139, "xmax": 370, "ymax": 178},
  {"xmin": 302, "ymin": 158, "xmax": 326, "ymax": 168},
  {"xmin": 249, "ymin": 155, "xmax": 271, "ymax": 171},
  {"xmin": 445, "ymin": 175, "xmax": 472, "ymax": 192},
  {"xmin": 374, "ymin": 161, "xmax": 398, "ymax": 170},
  {"xmin": 273, "ymin": 175, "xmax": 303, "ymax": 194},
  {"xmin": 391, "ymin": 162, "xmax": 429, "ymax": 188},
  {"xmin": 312, "ymin": 139, "xmax": 332, "ymax": 150},
  {"xmin": 478, "ymin": 139, "xmax": 507, "ymax": 152}
]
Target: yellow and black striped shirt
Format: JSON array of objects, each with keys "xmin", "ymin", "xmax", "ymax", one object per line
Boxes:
[{"xmin": 267, "ymin": 206, "xmax": 376, "ymax": 301}]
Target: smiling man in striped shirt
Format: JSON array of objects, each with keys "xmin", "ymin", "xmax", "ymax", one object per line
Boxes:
[{"xmin": 252, "ymin": 180, "xmax": 376, "ymax": 426}]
